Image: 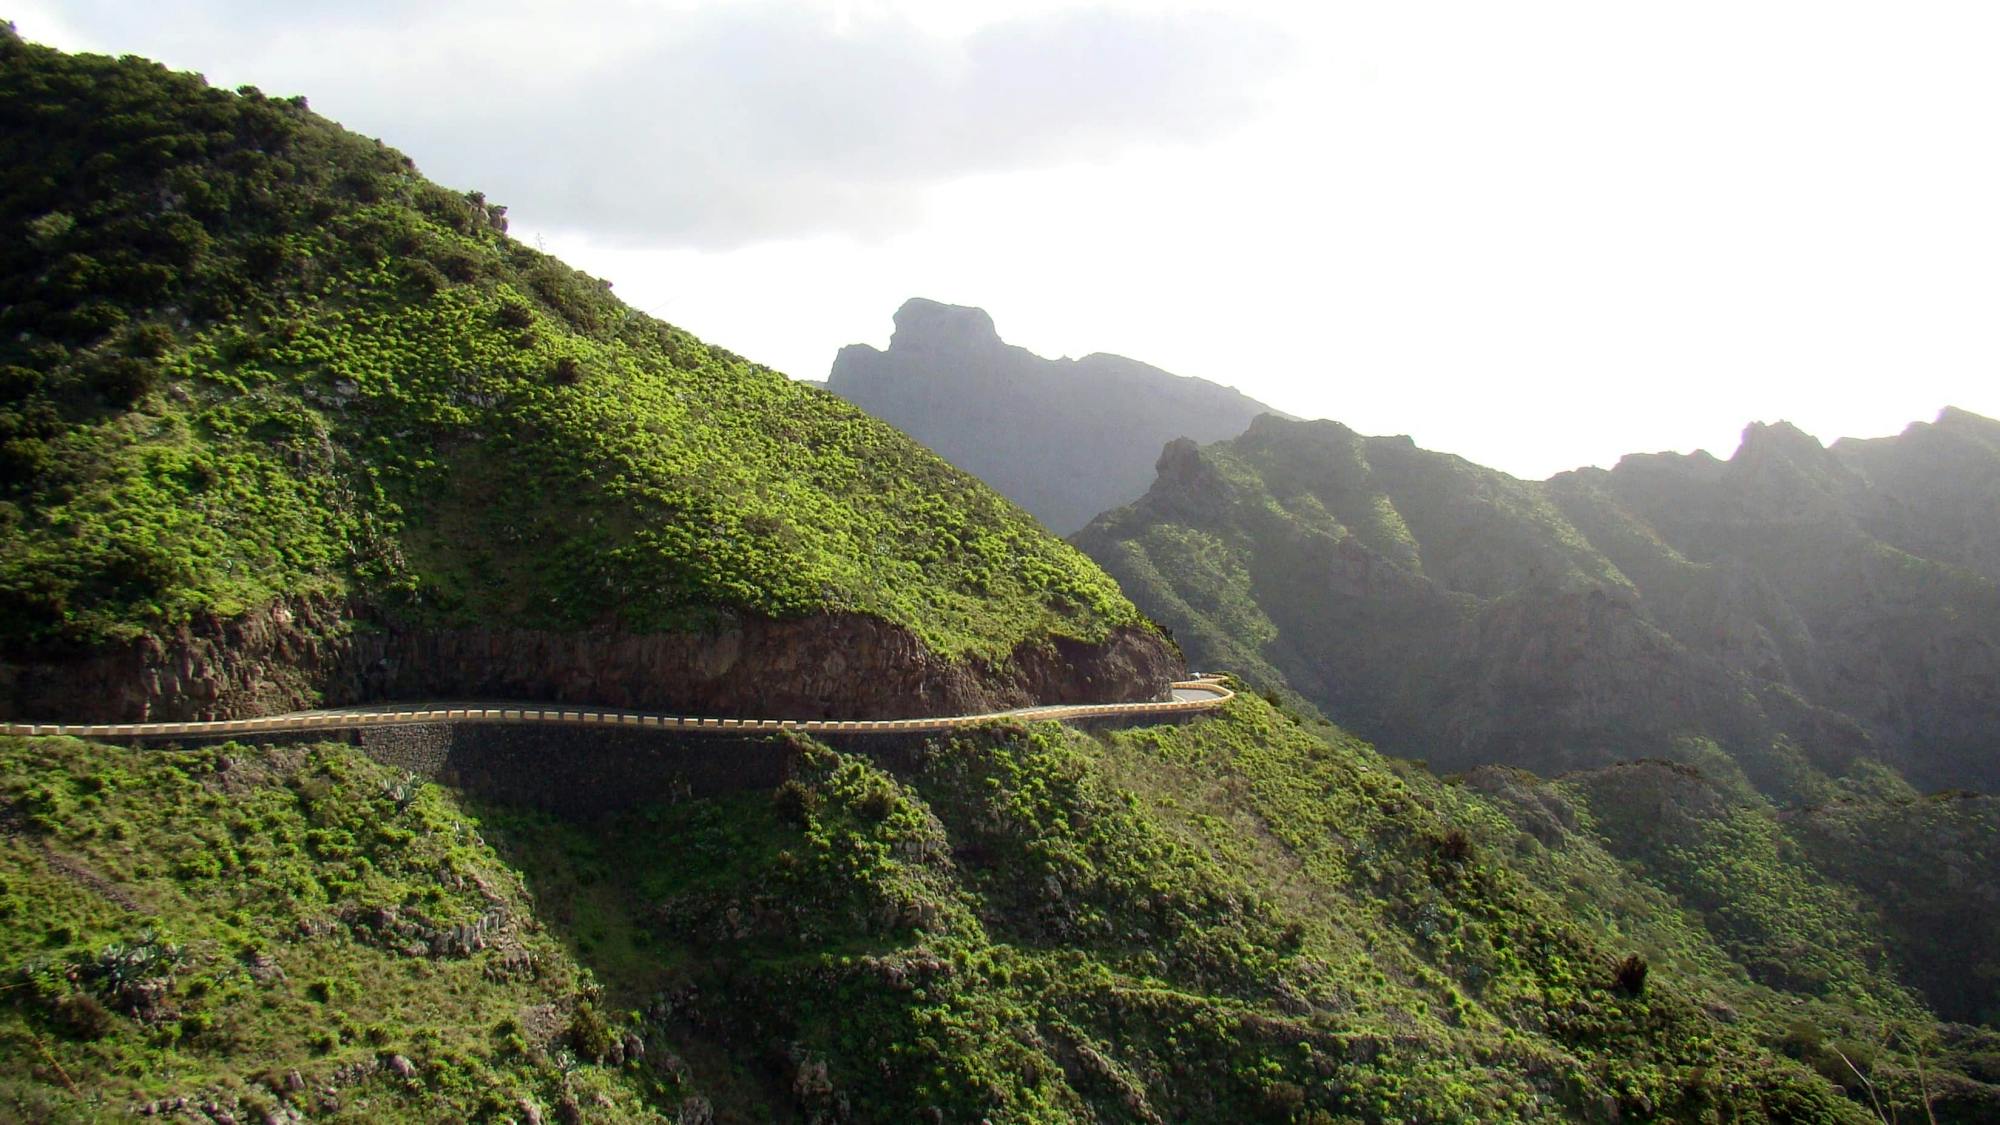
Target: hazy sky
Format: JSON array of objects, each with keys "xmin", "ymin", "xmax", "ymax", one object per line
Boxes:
[{"xmin": 15, "ymin": 1, "xmax": 1999, "ymax": 479}]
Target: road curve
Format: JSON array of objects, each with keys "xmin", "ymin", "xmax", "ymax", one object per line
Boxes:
[{"xmin": 0, "ymin": 676, "xmax": 1235, "ymax": 741}]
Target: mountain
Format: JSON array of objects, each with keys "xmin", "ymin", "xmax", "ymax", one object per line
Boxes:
[
  {"xmin": 825, "ymin": 298, "xmax": 1276, "ymax": 534},
  {"xmin": 7, "ymin": 30, "xmax": 1997, "ymax": 1124},
  {"xmin": 0, "ymin": 31, "xmax": 1176, "ymax": 723},
  {"xmin": 16, "ymin": 693, "xmax": 2000, "ymax": 1122},
  {"xmin": 1076, "ymin": 411, "xmax": 2000, "ymax": 794}
]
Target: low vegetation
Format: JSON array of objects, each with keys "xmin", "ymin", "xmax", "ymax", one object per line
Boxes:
[
  {"xmin": 12, "ymin": 696, "xmax": 1991, "ymax": 1120},
  {"xmin": 0, "ymin": 735, "xmax": 668, "ymax": 1122}
]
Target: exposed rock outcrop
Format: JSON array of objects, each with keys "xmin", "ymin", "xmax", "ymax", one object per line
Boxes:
[{"xmin": 0, "ymin": 598, "xmax": 1181, "ymax": 722}]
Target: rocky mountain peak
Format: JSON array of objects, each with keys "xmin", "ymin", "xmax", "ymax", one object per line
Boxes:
[
  {"xmin": 1727, "ymin": 419, "xmax": 1862, "ymax": 509},
  {"xmin": 887, "ymin": 298, "xmax": 1002, "ymax": 355},
  {"xmin": 1147, "ymin": 435, "xmax": 1238, "ymax": 518},
  {"xmin": 1733, "ymin": 419, "xmax": 1826, "ymax": 465},
  {"xmin": 824, "ymin": 298, "xmax": 1274, "ymax": 534},
  {"xmin": 1156, "ymin": 436, "xmax": 1206, "ymax": 483},
  {"xmin": 1935, "ymin": 405, "xmax": 2000, "ymax": 444}
]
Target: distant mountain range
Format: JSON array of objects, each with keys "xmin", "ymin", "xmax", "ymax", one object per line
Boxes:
[
  {"xmin": 822, "ymin": 298, "xmax": 1276, "ymax": 534},
  {"xmin": 1077, "ymin": 409, "xmax": 2000, "ymax": 794}
]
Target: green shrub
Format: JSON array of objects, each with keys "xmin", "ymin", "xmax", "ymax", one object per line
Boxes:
[
  {"xmin": 495, "ymin": 301, "xmax": 534, "ymax": 330},
  {"xmin": 566, "ymin": 1002, "xmax": 616, "ymax": 1063},
  {"xmin": 856, "ymin": 784, "xmax": 897, "ymax": 822},
  {"xmin": 772, "ymin": 779, "xmax": 818, "ymax": 826},
  {"xmin": 1611, "ymin": 952, "xmax": 1648, "ymax": 996}
]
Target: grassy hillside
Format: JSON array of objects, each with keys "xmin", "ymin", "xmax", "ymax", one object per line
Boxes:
[
  {"xmin": 0, "ymin": 735, "xmax": 669, "ymax": 1123},
  {"xmin": 1786, "ymin": 788, "xmax": 2000, "ymax": 1028},
  {"xmin": 0, "ymin": 29, "xmax": 1138, "ymax": 671},
  {"xmin": 1467, "ymin": 755, "xmax": 2000, "ymax": 1121},
  {"xmin": 11, "ymin": 700, "xmax": 1995, "ymax": 1121}
]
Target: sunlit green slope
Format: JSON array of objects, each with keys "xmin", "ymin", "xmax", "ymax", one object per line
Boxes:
[{"xmin": 0, "ymin": 29, "xmax": 1141, "ymax": 680}]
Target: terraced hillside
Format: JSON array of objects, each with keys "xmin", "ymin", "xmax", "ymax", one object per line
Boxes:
[{"xmin": 0, "ymin": 29, "xmax": 1173, "ymax": 723}]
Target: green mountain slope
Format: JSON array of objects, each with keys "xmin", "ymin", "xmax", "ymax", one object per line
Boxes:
[
  {"xmin": 0, "ymin": 735, "xmax": 671, "ymax": 1123},
  {"xmin": 0, "ymin": 31, "xmax": 1169, "ymax": 722},
  {"xmin": 1076, "ymin": 412, "xmax": 2000, "ymax": 793},
  {"xmin": 1547, "ymin": 756, "xmax": 2000, "ymax": 1030},
  {"xmin": 23, "ymin": 695, "xmax": 2000, "ymax": 1122}
]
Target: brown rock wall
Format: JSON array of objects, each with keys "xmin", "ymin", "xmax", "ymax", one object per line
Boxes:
[{"xmin": 0, "ymin": 599, "xmax": 1181, "ymax": 723}]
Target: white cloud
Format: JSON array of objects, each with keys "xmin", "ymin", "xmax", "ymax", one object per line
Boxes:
[
  {"xmin": 13, "ymin": 1, "xmax": 2000, "ymax": 477},
  {"xmin": 16, "ymin": 0, "xmax": 1288, "ymax": 247}
]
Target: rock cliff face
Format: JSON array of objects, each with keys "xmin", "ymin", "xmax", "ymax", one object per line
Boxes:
[
  {"xmin": 1077, "ymin": 410, "xmax": 2000, "ymax": 793},
  {"xmin": 0, "ymin": 599, "xmax": 1181, "ymax": 722},
  {"xmin": 825, "ymin": 299, "xmax": 1276, "ymax": 534},
  {"xmin": 1833, "ymin": 407, "xmax": 2000, "ymax": 581}
]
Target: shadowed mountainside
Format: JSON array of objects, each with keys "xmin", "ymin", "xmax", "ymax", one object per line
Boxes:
[
  {"xmin": 825, "ymin": 298, "xmax": 1276, "ymax": 534},
  {"xmin": 1076, "ymin": 409, "xmax": 2000, "ymax": 794}
]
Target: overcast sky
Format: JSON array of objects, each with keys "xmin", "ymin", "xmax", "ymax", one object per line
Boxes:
[{"xmin": 15, "ymin": 1, "xmax": 1999, "ymax": 479}]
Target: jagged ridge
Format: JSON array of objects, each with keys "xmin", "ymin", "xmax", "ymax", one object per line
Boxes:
[{"xmin": 1077, "ymin": 410, "xmax": 2000, "ymax": 793}]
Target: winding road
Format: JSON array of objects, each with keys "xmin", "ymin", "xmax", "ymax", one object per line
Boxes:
[{"xmin": 0, "ymin": 676, "xmax": 1234, "ymax": 741}]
